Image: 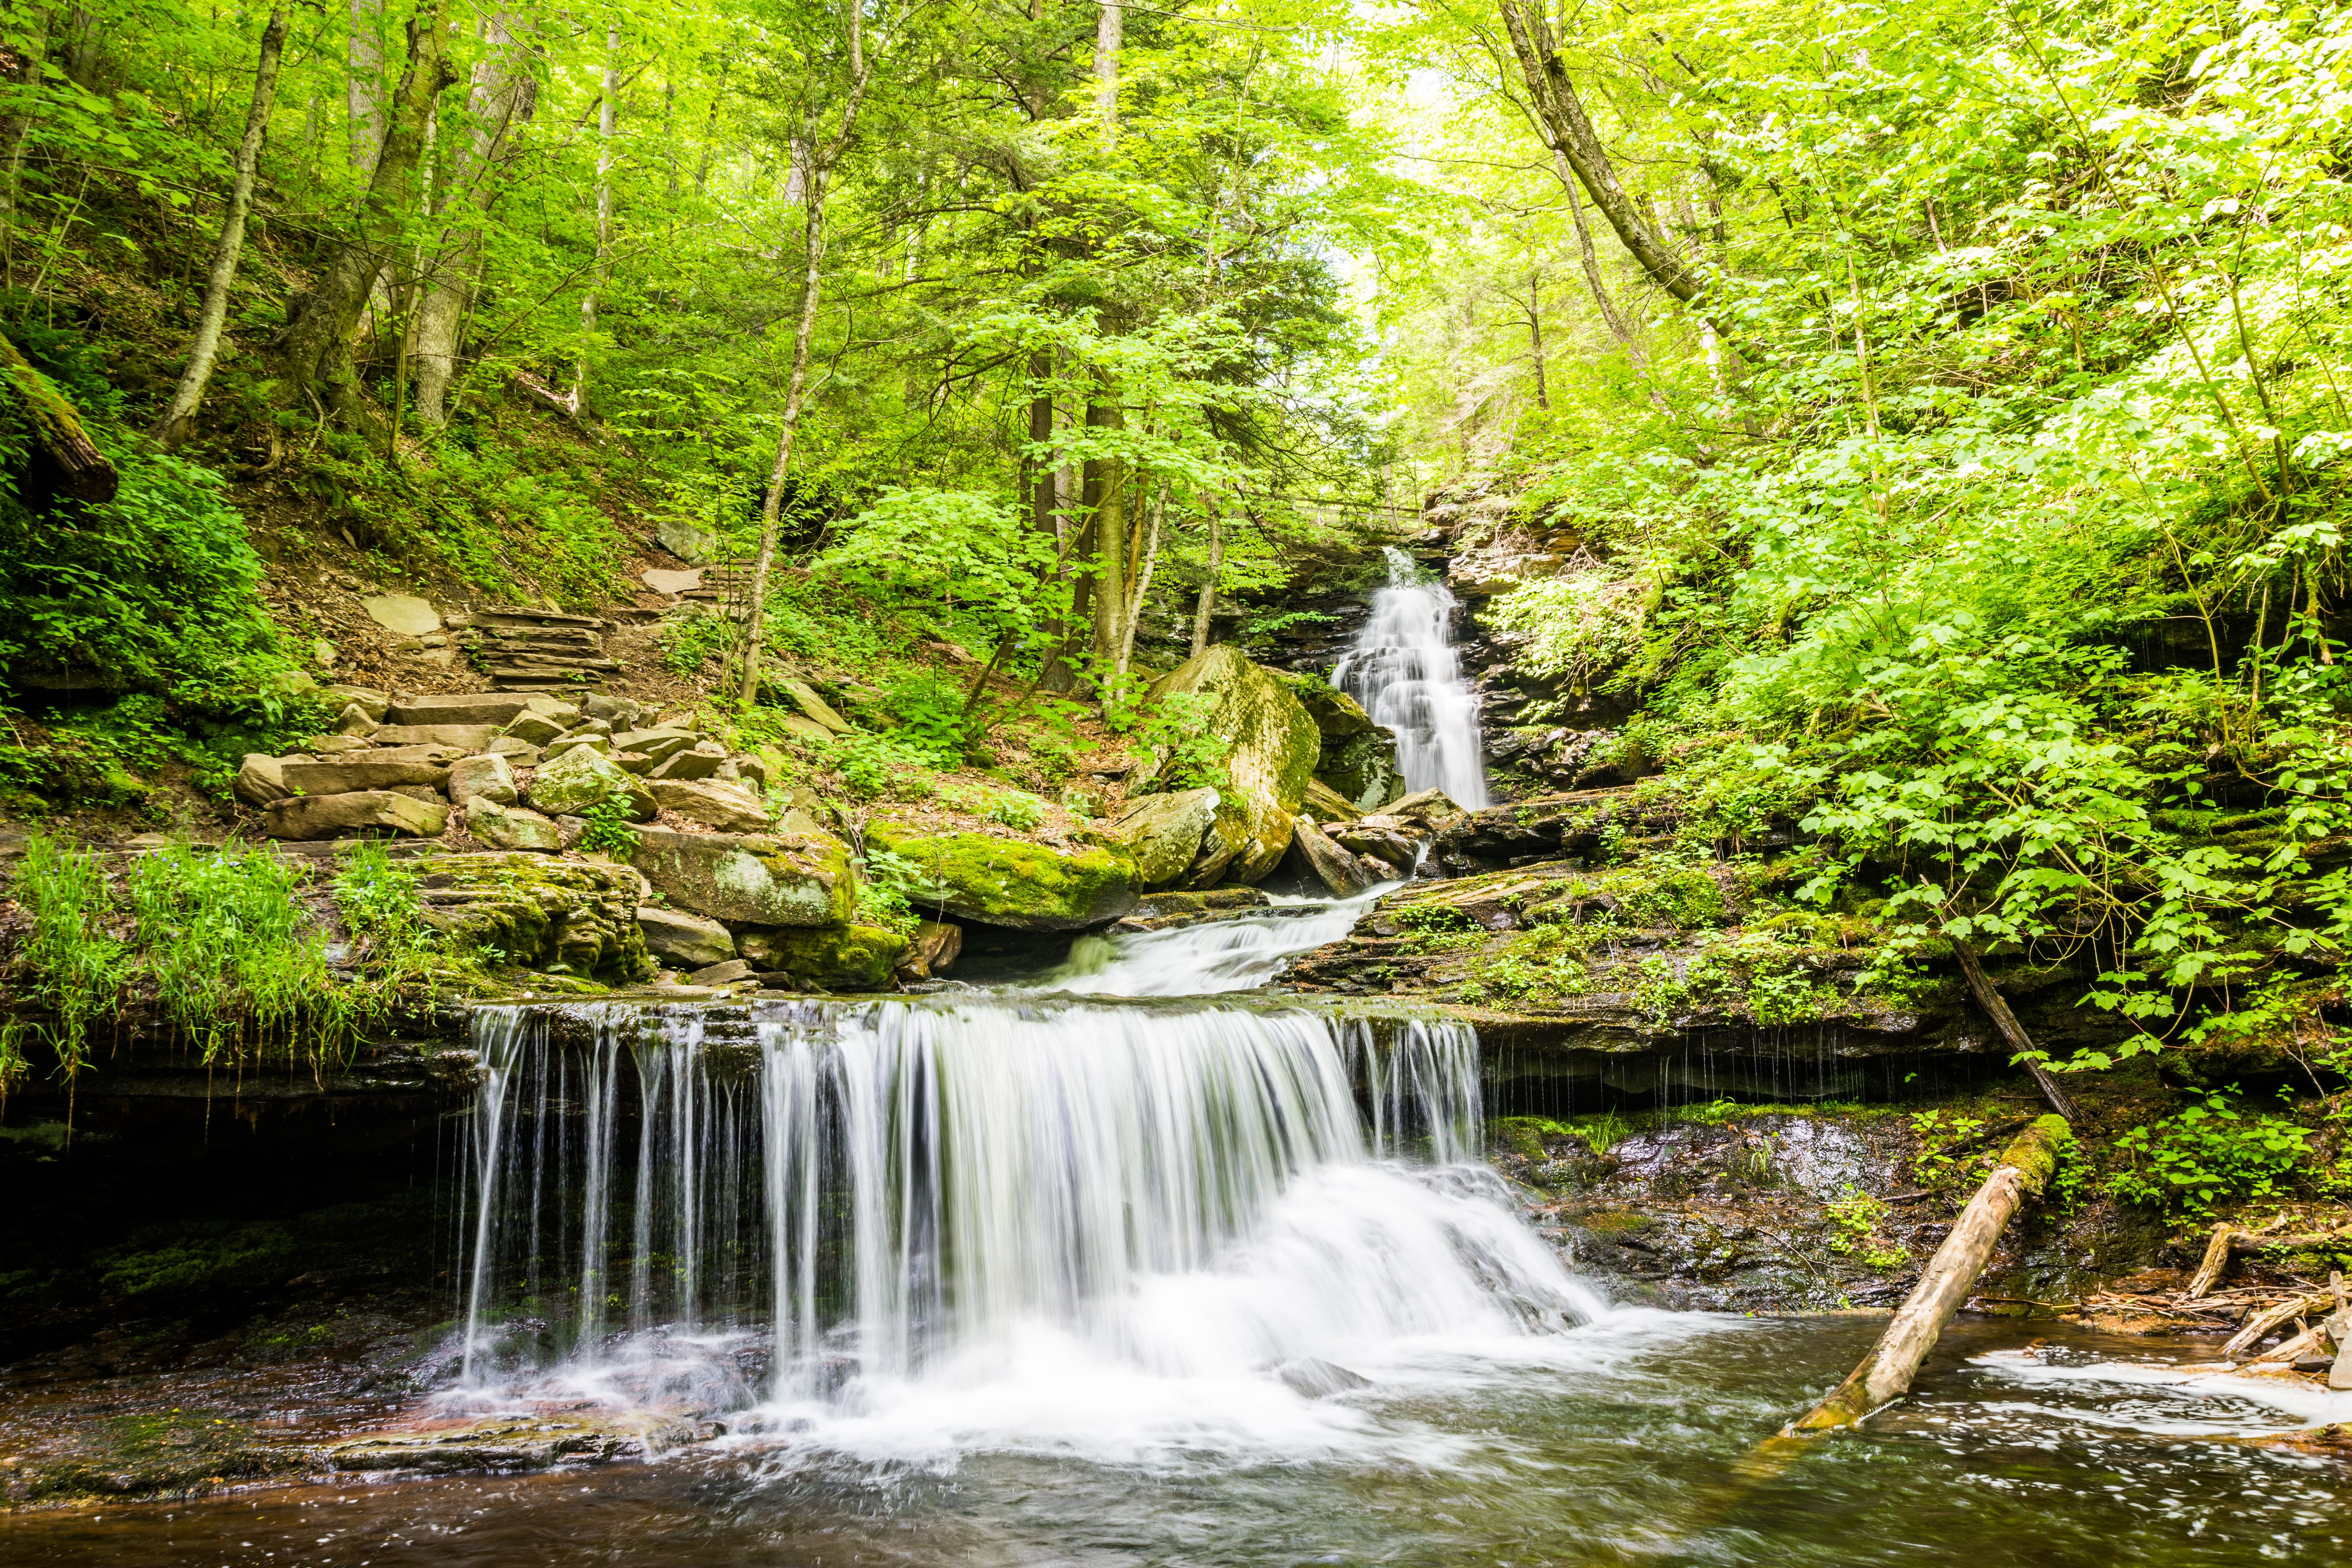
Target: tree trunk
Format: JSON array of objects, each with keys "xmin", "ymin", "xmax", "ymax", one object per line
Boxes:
[
  {"xmin": 739, "ymin": 160, "xmax": 829, "ymax": 704},
  {"xmin": 156, "ymin": 7, "xmax": 288, "ymax": 448},
  {"xmin": 574, "ymin": 20, "xmax": 618, "ymax": 412},
  {"xmin": 1, "ymin": 327, "xmax": 116, "ymax": 503},
  {"xmin": 1191, "ymin": 505, "xmax": 1222, "ymax": 656},
  {"xmin": 1789, "ymin": 1116, "xmax": 2069, "ymax": 1432},
  {"xmin": 1494, "ymin": 1, "xmax": 1742, "ymax": 346},
  {"xmin": 0, "ymin": 7, "xmax": 50, "ymax": 285},
  {"xmin": 277, "ymin": 0, "xmax": 454, "ymax": 417},
  {"xmin": 1524, "ymin": 272, "xmax": 1549, "ymax": 411},
  {"xmin": 1084, "ymin": 401, "xmax": 1126, "ymax": 672},
  {"xmin": 1950, "ymin": 940, "xmax": 2081, "ymax": 1123},
  {"xmin": 347, "ymin": 0, "xmax": 386, "ymax": 178},
  {"xmin": 1094, "ymin": 1, "xmax": 1122, "ymax": 148},
  {"xmin": 1118, "ymin": 477, "xmax": 1166, "ymax": 674},
  {"xmin": 412, "ymin": 10, "xmax": 537, "ymax": 428}
]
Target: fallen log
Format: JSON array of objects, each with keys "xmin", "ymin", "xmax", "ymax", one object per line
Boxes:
[
  {"xmin": 1788, "ymin": 1114, "xmax": 2071, "ymax": 1432},
  {"xmin": 0, "ymin": 327, "xmax": 117, "ymax": 504},
  {"xmin": 1949, "ymin": 940, "xmax": 2080, "ymax": 1123},
  {"xmin": 2228, "ymin": 1224, "xmax": 2352, "ymax": 1256}
]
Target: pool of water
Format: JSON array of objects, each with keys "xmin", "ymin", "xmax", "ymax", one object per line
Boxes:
[{"xmin": 4, "ymin": 1315, "xmax": 2345, "ymax": 1568}]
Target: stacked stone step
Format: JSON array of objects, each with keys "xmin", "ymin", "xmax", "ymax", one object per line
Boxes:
[
  {"xmin": 456, "ymin": 606, "xmax": 622, "ymax": 691},
  {"xmin": 233, "ymin": 687, "xmax": 777, "ymax": 849},
  {"xmin": 676, "ymin": 564, "xmax": 755, "ymax": 613}
]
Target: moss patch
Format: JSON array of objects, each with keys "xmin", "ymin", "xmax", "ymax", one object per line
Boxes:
[{"xmin": 866, "ymin": 821, "xmax": 1139, "ymax": 930}]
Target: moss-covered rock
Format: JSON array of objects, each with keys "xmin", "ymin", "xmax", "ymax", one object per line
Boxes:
[
  {"xmin": 735, "ymin": 922, "xmax": 906, "ymax": 990},
  {"xmin": 866, "ymin": 821, "xmax": 1139, "ymax": 929},
  {"xmin": 1108, "ymin": 786, "xmax": 1220, "ymax": 888},
  {"xmin": 1138, "ymin": 646, "xmax": 1321, "ymax": 885},
  {"xmin": 1288, "ymin": 678, "xmax": 1405, "ymax": 811},
  {"xmin": 416, "ymin": 853, "xmax": 654, "ymax": 980},
  {"xmin": 629, "ymin": 824, "xmax": 854, "ymax": 927}
]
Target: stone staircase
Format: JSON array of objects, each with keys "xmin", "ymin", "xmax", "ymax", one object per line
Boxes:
[{"xmin": 454, "ymin": 607, "xmax": 623, "ymax": 691}]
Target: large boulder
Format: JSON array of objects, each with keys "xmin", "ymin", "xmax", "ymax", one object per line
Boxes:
[
  {"xmin": 864, "ymin": 822, "xmax": 1138, "ymax": 930},
  {"xmin": 629, "ymin": 825, "xmax": 854, "ymax": 926},
  {"xmin": 1136, "ymin": 646, "xmax": 1321, "ymax": 886},
  {"xmin": 1284, "ymin": 814, "xmax": 1386, "ymax": 898},
  {"xmin": 1289, "ymin": 679, "xmax": 1405, "ymax": 811},
  {"xmin": 637, "ymin": 906, "xmax": 737, "ymax": 970},
  {"xmin": 528, "ymin": 746, "xmax": 655, "ymax": 819},
  {"xmin": 265, "ymin": 791, "xmax": 446, "ymax": 840},
  {"xmin": 648, "ymin": 778, "xmax": 772, "ymax": 832},
  {"xmin": 735, "ymin": 923, "xmax": 906, "ymax": 991},
  {"xmin": 1107, "ymin": 787, "xmax": 1220, "ymax": 889},
  {"xmin": 416, "ymin": 853, "xmax": 653, "ymax": 980}
]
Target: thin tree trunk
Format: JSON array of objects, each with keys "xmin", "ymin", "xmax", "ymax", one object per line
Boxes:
[
  {"xmin": 1524, "ymin": 272, "xmax": 1549, "ymax": 411},
  {"xmin": 1788, "ymin": 1117, "xmax": 2069, "ymax": 1432},
  {"xmin": 1094, "ymin": 0, "xmax": 1121, "ymax": 148},
  {"xmin": 276, "ymin": 0, "xmax": 454, "ymax": 416},
  {"xmin": 1950, "ymin": 940, "xmax": 2082, "ymax": 1123},
  {"xmin": 156, "ymin": 7, "xmax": 288, "ymax": 448},
  {"xmin": 347, "ymin": 0, "xmax": 385, "ymax": 178},
  {"xmin": 1118, "ymin": 477, "xmax": 1166, "ymax": 674},
  {"xmin": 1190, "ymin": 506, "xmax": 1222, "ymax": 656},
  {"xmin": 1085, "ymin": 401, "xmax": 1126, "ymax": 672},
  {"xmin": 413, "ymin": 10, "xmax": 537, "ymax": 428},
  {"xmin": 575, "ymin": 20, "xmax": 618, "ymax": 412},
  {"xmin": 0, "ymin": 7, "xmax": 51, "ymax": 287},
  {"xmin": 739, "ymin": 2, "xmax": 878, "ymax": 703}
]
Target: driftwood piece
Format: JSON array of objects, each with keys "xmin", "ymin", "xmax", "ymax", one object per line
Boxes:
[
  {"xmin": 2186, "ymin": 1223, "xmax": 2241, "ymax": 1299},
  {"xmin": 0, "ymin": 328, "xmax": 117, "ymax": 503},
  {"xmin": 2221, "ymin": 1291, "xmax": 2338, "ymax": 1359},
  {"xmin": 1950, "ymin": 940, "xmax": 2080, "ymax": 1123},
  {"xmin": 1788, "ymin": 1115, "xmax": 2071, "ymax": 1432}
]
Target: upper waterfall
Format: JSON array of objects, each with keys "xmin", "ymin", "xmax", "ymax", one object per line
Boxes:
[{"xmin": 1332, "ymin": 546, "xmax": 1490, "ymax": 809}]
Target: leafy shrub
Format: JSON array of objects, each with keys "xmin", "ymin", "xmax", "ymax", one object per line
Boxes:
[
  {"xmin": 124, "ymin": 838, "xmax": 328, "ymax": 1058},
  {"xmin": 2109, "ymin": 1092, "xmax": 2314, "ymax": 1217},
  {"xmin": 577, "ymin": 793, "xmax": 642, "ymax": 858},
  {"xmin": 657, "ymin": 608, "xmax": 736, "ymax": 676}
]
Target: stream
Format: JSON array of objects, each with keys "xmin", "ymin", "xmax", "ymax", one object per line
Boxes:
[{"xmin": 5, "ymin": 578, "xmax": 2350, "ymax": 1566}]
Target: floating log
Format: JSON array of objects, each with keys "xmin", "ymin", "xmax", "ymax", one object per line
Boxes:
[
  {"xmin": 1788, "ymin": 1114, "xmax": 2071, "ymax": 1433},
  {"xmin": 0, "ymin": 328, "xmax": 118, "ymax": 504},
  {"xmin": 1950, "ymin": 940, "xmax": 2080, "ymax": 1123}
]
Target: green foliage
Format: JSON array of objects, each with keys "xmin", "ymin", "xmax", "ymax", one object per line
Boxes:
[
  {"xmin": 2, "ymin": 835, "xmax": 128, "ymax": 1092},
  {"xmin": 0, "ymin": 432, "xmax": 287, "ymax": 700},
  {"xmin": 812, "ymin": 489, "xmax": 1055, "ymax": 653},
  {"xmin": 856, "ymin": 845, "xmax": 939, "ymax": 936},
  {"xmin": 576, "ymin": 794, "xmax": 642, "ymax": 858},
  {"xmin": 658, "ymin": 608, "xmax": 737, "ymax": 677},
  {"xmin": 329, "ymin": 841, "xmax": 436, "ymax": 989},
  {"xmin": 2110, "ymin": 1091, "xmax": 2315, "ymax": 1217},
  {"xmin": 123, "ymin": 838, "xmax": 327, "ymax": 1059},
  {"xmin": 1823, "ymin": 1187, "xmax": 1906, "ymax": 1271},
  {"xmin": 1908, "ymin": 1108, "xmax": 1994, "ymax": 1198}
]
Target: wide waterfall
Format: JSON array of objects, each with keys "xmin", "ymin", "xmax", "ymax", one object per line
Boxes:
[
  {"xmin": 1333, "ymin": 544, "xmax": 1490, "ymax": 808},
  {"xmin": 452, "ymin": 988, "xmax": 1602, "ymax": 1460}
]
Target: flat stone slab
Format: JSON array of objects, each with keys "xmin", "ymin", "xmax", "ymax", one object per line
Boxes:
[
  {"xmin": 265, "ymin": 791, "xmax": 447, "ymax": 840},
  {"xmin": 642, "ymin": 568, "xmax": 703, "ymax": 595},
  {"xmin": 371, "ymin": 723, "xmax": 501, "ymax": 750},
  {"xmin": 387, "ymin": 693, "xmax": 536, "ymax": 726},
  {"xmin": 279, "ymin": 759, "xmax": 453, "ymax": 793},
  {"xmin": 630, "ymin": 826, "xmax": 851, "ymax": 926},
  {"xmin": 637, "ymin": 906, "xmax": 737, "ymax": 969},
  {"xmin": 361, "ymin": 593, "xmax": 442, "ymax": 637}
]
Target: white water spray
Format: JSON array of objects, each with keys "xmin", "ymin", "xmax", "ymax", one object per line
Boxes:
[
  {"xmin": 452, "ymin": 996, "xmax": 1603, "ymax": 1460},
  {"xmin": 1333, "ymin": 545, "xmax": 1489, "ymax": 809}
]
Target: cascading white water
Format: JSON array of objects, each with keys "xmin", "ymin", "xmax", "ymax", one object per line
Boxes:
[
  {"xmin": 1043, "ymin": 886, "xmax": 1397, "ymax": 997},
  {"xmin": 1332, "ymin": 544, "xmax": 1490, "ymax": 808},
  {"xmin": 452, "ymin": 995, "xmax": 1604, "ymax": 1458}
]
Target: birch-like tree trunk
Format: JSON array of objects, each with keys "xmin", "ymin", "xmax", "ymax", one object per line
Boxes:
[
  {"xmin": 739, "ymin": 4, "xmax": 875, "ymax": 704},
  {"xmin": 1084, "ymin": 400, "xmax": 1126, "ymax": 670},
  {"xmin": 156, "ymin": 7, "xmax": 289, "ymax": 448},
  {"xmin": 574, "ymin": 20, "xmax": 619, "ymax": 411},
  {"xmin": 1094, "ymin": 1, "xmax": 1122, "ymax": 147},
  {"xmin": 1523, "ymin": 272, "xmax": 1550, "ymax": 411},
  {"xmin": 412, "ymin": 11, "xmax": 536, "ymax": 427},
  {"xmin": 1117, "ymin": 477, "xmax": 1166, "ymax": 674}
]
